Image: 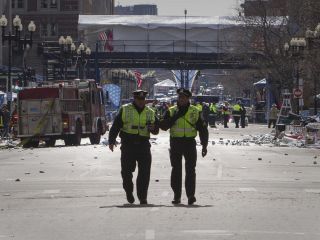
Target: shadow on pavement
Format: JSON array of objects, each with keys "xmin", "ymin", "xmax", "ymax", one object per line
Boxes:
[{"xmin": 100, "ymin": 204, "xmax": 213, "ymax": 208}]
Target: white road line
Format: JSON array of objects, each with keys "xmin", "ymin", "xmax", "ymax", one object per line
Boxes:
[
  {"xmin": 109, "ymin": 188, "xmax": 123, "ymax": 192},
  {"xmin": 182, "ymin": 230, "xmax": 318, "ymax": 236},
  {"xmin": 145, "ymin": 230, "xmax": 155, "ymax": 240},
  {"xmin": 304, "ymin": 189, "xmax": 320, "ymax": 193},
  {"xmin": 217, "ymin": 164, "xmax": 223, "ymax": 179},
  {"xmin": 182, "ymin": 230, "xmax": 234, "ymax": 236},
  {"xmin": 238, "ymin": 188, "xmax": 257, "ymax": 192},
  {"xmin": 161, "ymin": 191, "xmax": 169, "ymax": 197},
  {"xmin": 43, "ymin": 190, "xmax": 60, "ymax": 194}
]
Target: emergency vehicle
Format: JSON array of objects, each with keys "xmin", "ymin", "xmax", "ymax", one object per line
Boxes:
[{"xmin": 17, "ymin": 79, "xmax": 107, "ymax": 148}]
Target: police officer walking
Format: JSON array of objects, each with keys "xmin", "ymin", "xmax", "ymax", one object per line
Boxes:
[
  {"xmin": 160, "ymin": 88, "xmax": 208, "ymax": 205},
  {"xmin": 108, "ymin": 90, "xmax": 159, "ymax": 205}
]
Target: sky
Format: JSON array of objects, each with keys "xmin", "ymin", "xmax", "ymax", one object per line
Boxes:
[{"xmin": 116, "ymin": 0, "xmax": 241, "ymax": 17}]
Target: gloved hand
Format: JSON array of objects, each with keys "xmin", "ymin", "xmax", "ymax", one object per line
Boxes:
[
  {"xmin": 201, "ymin": 147, "xmax": 207, "ymax": 157},
  {"xmin": 172, "ymin": 108, "xmax": 187, "ymax": 121}
]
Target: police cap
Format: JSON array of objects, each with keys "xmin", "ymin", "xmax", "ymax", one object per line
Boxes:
[
  {"xmin": 133, "ymin": 89, "xmax": 148, "ymax": 98},
  {"xmin": 176, "ymin": 88, "xmax": 192, "ymax": 97}
]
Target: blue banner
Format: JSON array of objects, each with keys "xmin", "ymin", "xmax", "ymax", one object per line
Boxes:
[{"xmin": 102, "ymin": 84, "xmax": 121, "ymax": 108}]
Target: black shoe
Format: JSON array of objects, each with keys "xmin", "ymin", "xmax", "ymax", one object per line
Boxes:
[
  {"xmin": 171, "ymin": 198, "xmax": 181, "ymax": 204},
  {"xmin": 139, "ymin": 199, "xmax": 148, "ymax": 205},
  {"xmin": 126, "ymin": 192, "xmax": 135, "ymax": 204},
  {"xmin": 188, "ymin": 196, "xmax": 196, "ymax": 205}
]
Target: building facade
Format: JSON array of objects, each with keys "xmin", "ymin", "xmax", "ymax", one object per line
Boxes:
[
  {"xmin": 115, "ymin": 4, "xmax": 158, "ymax": 15},
  {"xmin": 1, "ymin": 0, "xmax": 114, "ymax": 77},
  {"xmin": 241, "ymin": 0, "xmax": 288, "ymax": 17}
]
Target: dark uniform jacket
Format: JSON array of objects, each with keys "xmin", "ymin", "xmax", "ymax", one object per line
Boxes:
[
  {"xmin": 159, "ymin": 103, "xmax": 209, "ymax": 148},
  {"xmin": 108, "ymin": 103, "xmax": 160, "ymax": 145}
]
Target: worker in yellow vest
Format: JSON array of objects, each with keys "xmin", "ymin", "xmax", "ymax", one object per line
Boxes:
[
  {"xmin": 108, "ymin": 90, "xmax": 159, "ymax": 205},
  {"xmin": 160, "ymin": 88, "xmax": 208, "ymax": 205},
  {"xmin": 209, "ymin": 102, "xmax": 217, "ymax": 128},
  {"xmin": 232, "ymin": 101, "xmax": 242, "ymax": 128}
]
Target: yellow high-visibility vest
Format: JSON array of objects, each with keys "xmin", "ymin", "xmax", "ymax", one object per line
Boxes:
[
  {"xmin": 169, "ymin": 105, "xmax": 199, "ymax": 138},
  {"xmin": 121, "ymin": 103, "xmax": 155, "ymax": 137}
]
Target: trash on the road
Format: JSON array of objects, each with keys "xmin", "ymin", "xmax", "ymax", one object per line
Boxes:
[
  {"xmin": 24, "ymin": 172, "xmax": 30, "ymax": 175},
  {"xmin": 155, "ymin": 179, "xmax": 159, "ymax": 182},
  {"xmin": 94, "ymin": 156, "xmax": 98, "ymax": 159},
  {"xmin": 39, "ymin": 171, "xmax": 45, "ymax": 173},
  {"xmin": 258, "ymin": 158, "xmax": 262, "ymax": 161},
  {"xmin": 314, "ymin": 161, "xmax": 318, "ymax": 165},
  {"xmin": 15, "ymin": 179, "xmax": 21, "ymax": 182}
]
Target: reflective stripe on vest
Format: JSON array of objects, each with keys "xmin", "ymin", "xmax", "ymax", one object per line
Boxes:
[
  {"xmin": 210, "ymin": 104, "xmax": 217, "ymax": 113},
  {"xmin": 169, "ymin": 105, "xmax": 199, "ymax": 138},
  {"xmin": 232, "ymin": 104, "xmax": 241, "ymax": 116},
  {"xmin": 121, "ymin": 103, "xmax": 155, "ymax": 137},
  {"xmin": 0, "ymin": 116, "xmax": 3, "ymax": 127}
]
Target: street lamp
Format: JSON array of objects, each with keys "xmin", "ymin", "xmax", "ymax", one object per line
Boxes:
[
  {"xmin": 284, "ymin": 37, "xmax": 306, "ymax": 115},
  {"xmin": 76, "ymin": 43, "xmax": 91, "ymax": 79},
  {"xmin": 58, "ymin": 35, "xmax": 75, "ymax": 79},
  {"xmin": 305, "ymin": 23, "xmax": 320, "ymax": 115},
  {"xmin": 0, "ymin": 15, "xmax": 36, "ymax": 111}
]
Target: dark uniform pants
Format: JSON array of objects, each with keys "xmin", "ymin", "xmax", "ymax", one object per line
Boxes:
[
  {"xmin": 240, "ymin": 115, "xmax": 246, "ymax": 128},
  {"xmin": 223, "ymin": 115, "xmax": 229, "ymax": 128},
  {"xmin": 170, "ymin": 138, "xmax": 197, "ymax": 199},
  {"xmin": 234, "ymin": 116, "xmax": 240, "ymax": 128},
  {"xmin": 120, "ymin": 142, "xmax": 151, "ymax": 201}
]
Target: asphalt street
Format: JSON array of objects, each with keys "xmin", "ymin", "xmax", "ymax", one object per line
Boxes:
[{"xmin": 0, "ymin": 124, "xmax": 319, "ymax": 240}]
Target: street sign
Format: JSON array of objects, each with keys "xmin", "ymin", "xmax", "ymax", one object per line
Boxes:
[
  {"xmin": 7, "ymin": 92, "xmax": 12, "ymax": 101},
  {"xmin": 293, "ymin": 88, "xmax": 303, "ymax": 99}
]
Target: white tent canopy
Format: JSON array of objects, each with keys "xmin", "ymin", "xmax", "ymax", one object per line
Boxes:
[
  {"xmin": 154, "ymin": 79, "xmax": 176, "ymax": 95},
  {"xmin": 78, "ymin": 15, "xmax": 240, "ymax": 30},
  {"xmin": 79, "ymin": 15, "xmax": 243, "ymax": 53},
  {"xmin": 79, "ymin": 15, "xmax": 287, "ymax": 53},
  {"xmin": 154, "ymin": 79, "xmax": 176, "ymax": 87}
]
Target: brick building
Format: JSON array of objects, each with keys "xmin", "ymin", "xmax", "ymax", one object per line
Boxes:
[
  {"xmin": 115, "ymin": 4, "xmax": 158, "ymax": 15},
  {"xmin": 1, "ymin": 0, "xmax": 114, "ymax": 76},
  {"xmin": 241, "ymin": 0, "xmax": 288, "ymax": 17}
]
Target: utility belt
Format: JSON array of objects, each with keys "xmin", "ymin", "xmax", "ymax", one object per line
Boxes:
[{"xmin": 120, "ymin": 131, "xmax": 150, "ymax": 145}]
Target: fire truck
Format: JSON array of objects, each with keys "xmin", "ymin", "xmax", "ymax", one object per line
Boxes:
[{"xmin": 17, "ymin": 79, "xmax": 107, "ymax": 148}]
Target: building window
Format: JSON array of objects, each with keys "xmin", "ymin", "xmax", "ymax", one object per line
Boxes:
[
  {"xmin": 41, "ymin": 23, "xmax": 58, "ymax": 37},
  {"xmin": 12, "ymin": 0, "xmax": 24, "ymax": 8},
  {"xmin": 41, "ymin": 0, "xmax": 58, "ymax": 9},
  {"xmin": 49, "ymin": 23, "xmax": 58, "ymax": 36},
  {"xmin": 40, "ymin": 23, "xmax": 48, "ymax": 37}
]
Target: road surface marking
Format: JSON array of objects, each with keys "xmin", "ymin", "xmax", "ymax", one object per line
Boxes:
[
  {"xmin": 43, "ymin": 190, "xmax": 60, "ymax": 194},
  {"xmin": 182, "ymin": 230, "xmax": 317, "ymax": 236},
  {"xmin": 161, "ymin": 191, "xmax": 169, "ymax": 197},
  {"xmin": 217, "ymin": 164, "xmax": 223, "ymax": 179},
  {"xmin": 145, "ymin": 230, "xmax": 155, "ymax": 239},
  {"xmin": 305, "ymin": 189, "xmax": 320, "ymax": 193},
  {"xmin": 109, "ymin": 188, "xmax": 123, "ymax": 192},
  {"xmin": 238, "ymin": 188, "xmax": 257, "ymax": 192},
  {"xmin": 182, "ymin": 230, "xmax": 234, "ymax": 236},
  {"xmin": 150, "ymin": 207, "xmax": 159, "ymax": 212}
]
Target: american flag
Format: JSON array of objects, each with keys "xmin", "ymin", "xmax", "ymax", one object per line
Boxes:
[
  {"xmin": 98, "ymin": 30, "xmax": 113, "ymax": 52},
  {"xmin": 134, "ymin": 70, "xmax": 143, "ymax": 88}
]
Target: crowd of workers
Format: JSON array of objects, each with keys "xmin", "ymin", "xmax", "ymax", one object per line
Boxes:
[{"xmin": 149, "ymin": 99, "xmax": 248, "ymax": 129}]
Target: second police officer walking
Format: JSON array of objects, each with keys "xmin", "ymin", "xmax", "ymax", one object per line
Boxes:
[
  {"xmin": 160, "ymin": 88, "xmax": 208, "ymax": 205},
  {"xmin": 108, "ymin": 90, "xmax": 159, "ymax": 205}
]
